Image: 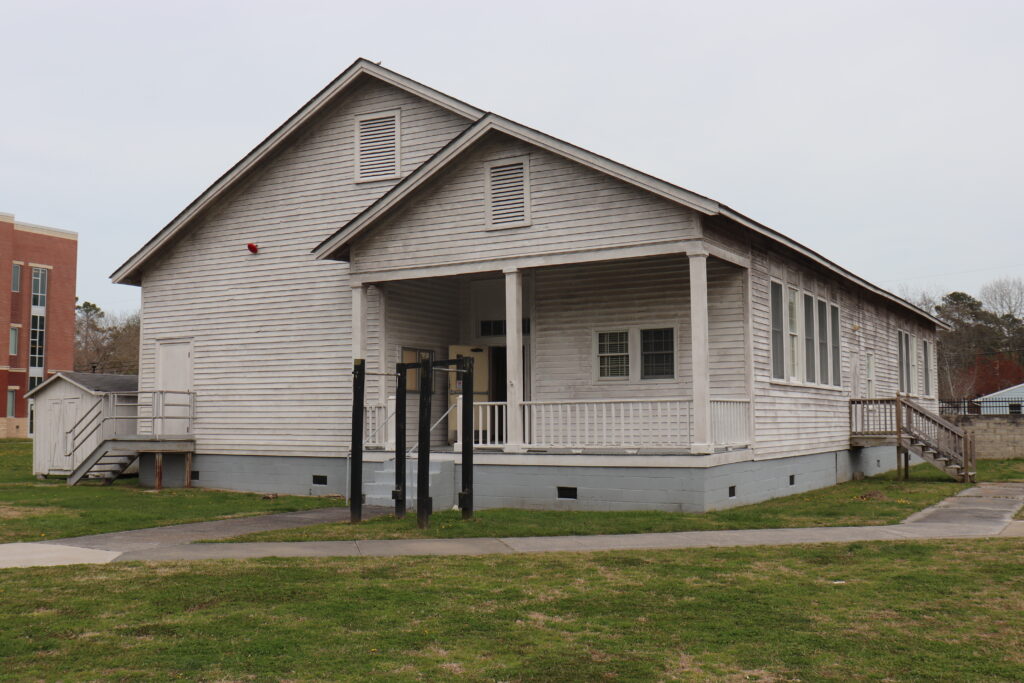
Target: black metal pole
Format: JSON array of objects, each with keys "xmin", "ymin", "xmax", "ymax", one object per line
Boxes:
[
  {"xmin": 416, "ymin": 357, "xmax": 432, "ymax": 529},
  {"xmin": 394, "ymin": 365, "xmax": 407, "ymax": 519},
  {"xmin": 350, "ymin": 358, "xmax": 365, "ymax": 524},
  {"xmin": 460, "ymin": 357, "xmax": 474, "ymax": 520}
]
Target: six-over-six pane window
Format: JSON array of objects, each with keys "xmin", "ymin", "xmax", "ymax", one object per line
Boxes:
[{"xmin": 597, "ymin": 328, "xmax": 675, "ymax": 381}]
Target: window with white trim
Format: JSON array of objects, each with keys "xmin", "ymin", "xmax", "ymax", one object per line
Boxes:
[
  {"xmin": 770, "ymin": 282, "xmax": 785, "ymax": 380},
  {"xmin": 640, "ymin": 328, "xmax": 675, "ymax": 380},
  {"xmin": 8, "ymin": 326, "xmax": 17, "ymax": 356},
  {"xmin": 11, "ymin": 264, "xmax": 21, "ymax": 292},
  {"xmin": 596, "ymin": 327, "xmax": 676, "ymax": 382},
  {"xmin": 787, "ymin": 288, "xmax": 800, "ymax": 381},
  {"xmin": 897, "ymin": 330, "xmax": 911, "ymax": 393},
  {"xmin": 770, "ymin": 280, "xmax": 841, "ymax": 387},
  {"xmin": 866, "ymin": 352, "xmax": 876, "ymax": 398},
  {"xmin": 29, "ymin": 315, "xmax": 45, "ymax": 369},
  {"xmin": 923, "ymin": 340, "xmax": 934, "ymax": 396},
  {"xmin": 355, "ymin": 111, "xmax": 400, "ymax": 181},
  {"xmin": 31, "ymin": 267, "xmax": 47, "ymax": 307},
  {"xmin": 486, "ymin": 157, "xmax": 530, "ymax": 228},
  {"xmin": 910, "ymin": 333, "xmax": 919, "ymax": 394},
  {"xmin": 5, "ymin": 390, "xmax": 15, "ymax": 418},
  {"xmin": 597, "ymin": 331, "xmax": 629, "ymax": 379}
]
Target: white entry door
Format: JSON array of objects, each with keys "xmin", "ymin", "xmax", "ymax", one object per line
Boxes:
[{"xmin": 156, "ymin": 340, "xmax": 193, "ymax": 435}]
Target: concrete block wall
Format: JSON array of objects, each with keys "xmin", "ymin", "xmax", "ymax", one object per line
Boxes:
[
  {"xmin": 137, "ymin": 445, "xmax": 902, "ymax": 512},
  {"xmin": 950, "ymin": 415, "xmax": 1024, "ymax": 460}
]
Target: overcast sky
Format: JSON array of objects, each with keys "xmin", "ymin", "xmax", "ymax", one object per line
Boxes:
[{"xmin": 2, "ymin": 0, "xmax": 1021, "ymax": 313}]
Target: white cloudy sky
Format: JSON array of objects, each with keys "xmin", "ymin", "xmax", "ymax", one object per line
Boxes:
[{"xmin": 1, "ymin": 0, "xmax": 1021, "ymax": 313}]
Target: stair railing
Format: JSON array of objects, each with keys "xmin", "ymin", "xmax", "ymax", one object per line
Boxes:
[
  {"xmin": 900, "ymin": 395, "xmax": 970, "ymax": 475},
  {"xmin": 65, "ymin": 396, "xmax": 106, "ymax": 459},
  {"xmin": 64, "ymin": 391, "xmax": 196, "ymax": 464}
]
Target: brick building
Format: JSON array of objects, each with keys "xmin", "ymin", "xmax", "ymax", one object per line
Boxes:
[{"xmin": 1, "ymin": 212, "xmax": 77, "ymax": 437}]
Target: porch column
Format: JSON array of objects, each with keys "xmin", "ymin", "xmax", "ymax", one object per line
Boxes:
[
  {"xmin": 689, "ymin": 252, "xmax": 712, "ymax": 453},
  {"xmin": 504, "ymin": 268, "xmax": 524, "ymax": 449},
  {"xmin": 351, "ymin": 283, "xmax": 367, "ymax": 361}
]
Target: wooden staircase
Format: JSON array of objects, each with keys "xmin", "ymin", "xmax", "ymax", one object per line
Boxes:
[
  {"xmin": 67, "ymin": 437, "xmax": 195, "ymax": 486},
  {"xmin": 850, "ymin": 395, "xmax": 976, "ymax": 482}
]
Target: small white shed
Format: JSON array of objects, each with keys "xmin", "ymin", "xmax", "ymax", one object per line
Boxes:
[
  {"xmin": 26, "ymin": 372, "xmax": 138, "ymax": 477},
  {"xmin": 977, "ymin": 382, "xmax": 1024, "ymax": 415}
]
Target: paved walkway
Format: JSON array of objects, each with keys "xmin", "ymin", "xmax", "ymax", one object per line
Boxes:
[{"xmin": 3, "ymin": 483, "xmax": 1023, "ymax": 569}]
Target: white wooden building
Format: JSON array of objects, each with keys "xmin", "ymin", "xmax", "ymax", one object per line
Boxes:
[
  {"xmin": 102, "ymin": 59, "xmax": 957, "ymax": 510},
  {"xmin": 26, "ymin": 372, "xmax": 138, "ymax": 477}
]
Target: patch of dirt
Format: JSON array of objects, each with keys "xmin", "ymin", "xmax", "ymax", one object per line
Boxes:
[
  {"xmin": 0, "ymin": 504, "xmax": 67, "ymax": 520},
  {"xmin": 853, "ymin": 491, "xmax": 889, "ymax": 502}
]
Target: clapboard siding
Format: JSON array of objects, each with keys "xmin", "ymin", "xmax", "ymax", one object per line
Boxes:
[
  {"xmin": 531, "ymin": 255, "xmax": 747, "ymax": 402},
  {"xmin": 139, "ymin": 78, "xmax": 472, "ymax": 457},
  {"xmin": 350, "ymin": 134, "xmax": 700, "ymax": 274},
  {"xmin": 713, "ymin": 219, "xmax": 942, "ymax": 459}
]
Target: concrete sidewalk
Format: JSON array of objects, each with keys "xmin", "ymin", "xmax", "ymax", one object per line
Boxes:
[{"xmin": 3, "ymin": 483, "xmax": 1023, "ymax": 569}]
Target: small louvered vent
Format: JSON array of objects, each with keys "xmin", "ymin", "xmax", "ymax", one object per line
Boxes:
[
  {"xmin": 488, "ymin": 160, "xmax": 528, "ymax": 226},
  {"xmin": 357, "ymin": 113, "xmax": 399, "ymax": 180}
]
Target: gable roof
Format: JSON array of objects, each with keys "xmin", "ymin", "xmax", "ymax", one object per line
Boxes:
[
  {"xmin": 25, "ymin": 372, "xmax": 138, "ymax": 399},
  {"xmin": 110, "ymin": 58, "xmax": 483, "ymax": 286},
  {"xmin": 313, "ymin": 113, "xmax": 947, "ymax": 330},
  {"xmin": 979, "ymin": 382, "xmax": 1024, "ymax": 400}
]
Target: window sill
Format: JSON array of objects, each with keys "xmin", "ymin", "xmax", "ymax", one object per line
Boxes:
[{"xmin": 768, "ymin": 379, "xmax": 845, "ymax": 393}]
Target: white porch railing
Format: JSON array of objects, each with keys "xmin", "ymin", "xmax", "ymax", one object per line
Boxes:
[
  {"xmin": 65, "ymin": 390, "xmax": 195, "ymax": 461},
  {"xmin": 524, "ymin": 399, "xmax": 694, "ymax": 449},
  {"xmin": 709, "ymin": 399, "xmax": 751, "ymax": 446},
  {"xmin": 454, "ymin": 397, "xmax": 508, "ymax": 448},
  {"xmin": 364, "ymin": 403, "xmax": 392, "ymax": 448}
]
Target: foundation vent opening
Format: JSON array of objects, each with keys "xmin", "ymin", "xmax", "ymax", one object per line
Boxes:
[
  {"xmin": 190, "ymin": 470, "xmax": 199, "ymax": 481},
  {"xmin": 556, "ymin": 486, "xmax": 577, "ymax": 500},
  {"xmin": 788, "ymin": 474, "xmax": 795, "ymax": 486},
  {"xmin": 728, "ymin": 485, "xmax": 737, "ymax": 498},
  {"xmin": 312, "ymin": 475, "xmax": 328, "ymax": 486}
]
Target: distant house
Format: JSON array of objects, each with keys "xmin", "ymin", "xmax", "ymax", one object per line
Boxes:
[
  {"xmin": 90, "ymin": 59, "xmax": 956, "ymax": 509},
  {"xmin": 26, "ymin": 372, "xmax": 138, "ymax": 478},
  {"xmin": 1, "ymin": 212, "xmax": 78, "ymax": 438},
  {"xmin": 976, "ymin": 382, "xmax": 1024, "ymax": 415}
]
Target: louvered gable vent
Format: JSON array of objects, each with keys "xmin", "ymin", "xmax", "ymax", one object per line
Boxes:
[
  {"xmin": 487, "ymin": 159, "xmax": 529, "ymax": 227},
  {"xmin": 356, "ymin": 112, "xmax": 399, "ymax": 181}
]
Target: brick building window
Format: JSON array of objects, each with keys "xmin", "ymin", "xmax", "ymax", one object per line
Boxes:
[
  {"xmin": 11, "ymin": 264, "xmax": 21, "ymax": 292},
  {"xmin": 31, "ymin": 268, "xmax": 47, "ymax": 307},
  {"xmin": 29, "ymin": 315, "xmax": 45, "ymax": 369}
]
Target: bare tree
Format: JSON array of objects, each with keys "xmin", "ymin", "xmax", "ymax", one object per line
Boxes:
[
  {"xmin": 895, "ymin": 284, "xmax": 943, "ymax": 315},
  {"xmin": 980, "ymin": 276, "xmax": 1024, "ymax": 319}
]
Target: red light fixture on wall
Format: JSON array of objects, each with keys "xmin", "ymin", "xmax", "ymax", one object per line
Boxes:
[{"xmin": 246, "ymin": 243, "xmax": 259, "ymax": 254}]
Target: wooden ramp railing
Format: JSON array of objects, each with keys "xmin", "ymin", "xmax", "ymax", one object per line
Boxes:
[{"xmin": 850, "ymin": 396, "xmax": 976, "ymax": 482}]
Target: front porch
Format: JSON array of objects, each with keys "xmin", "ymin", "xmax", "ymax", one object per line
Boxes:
[{"xmin": 354, "ymin": 251, "xmax": 753, "ymax": 455}]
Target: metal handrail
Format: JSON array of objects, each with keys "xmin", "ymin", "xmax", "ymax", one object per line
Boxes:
[{"xmin": 64, "ymin": 390, "xmax": 196, "ymax": 462}]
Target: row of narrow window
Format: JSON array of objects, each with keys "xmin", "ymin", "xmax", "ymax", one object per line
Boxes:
[{"xmin": 770, "ymin": 281, "xmax": 840, "ymax": 387}]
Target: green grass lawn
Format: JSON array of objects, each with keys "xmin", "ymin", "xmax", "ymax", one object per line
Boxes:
[
  {"xmin": 0, "ymin": 440, "xmax": 341, "ymax": 543},
  {"xmin": 217, "ymin": 464, "xmax": 981, "ymax": 543},
  {"xmin": 1, "ymin": 539, "xmax": 1022, "ymax": 681}
]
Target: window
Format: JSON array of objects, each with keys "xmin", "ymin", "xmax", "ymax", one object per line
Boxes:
[
  {"xmin": 641, "ymin": 328, "xmax": 675, "ymax": 379},
  {"xmin": 1010, "ymin": 403, "xmax": 1022, "ymax": 415},
  {"xmin": 910, "ymin": 334, "xmax": 919, "ymax": 394},
  {"xmin": 897, "ymin": 331, "xmax": 911, "ymax": 393},
  {"xmin": 29, "ymin": 315, "xmax": 45, "ymax": 369},
  {"xmin": 355, "ymin": 111, "xmax": 400, "ymax": 181},
  {"xmin": 597, "ymin": 331, "xmax": 629, "ymax": 379},
  {"xmin": 830, "ymin": 305, "xmax": 841, "ymax": 387},
  {"xmin": 923, "ymin": 340, "xmax": 933, "ymax": 396},
  {"xmin": 5, "ymin": 390, "xmax": 14, "ymax": 417},
  {"xmin": 480, "ymin": 320, "xmax": 506, "ymax": 337},
  {"xmin": 770, "ymin": 282, "xmax": 785, "ymax": 380},
  {"xmin": 486, "ymin": 157, "xmax": 530, "ymax": 228},
  {"xmin": 31, "ymin": 267, "xmax": 47, "ymax": 308},
  {"xmin": 401, "ymin": 348, "xmax": 433, "ymax": 391},
  {"xmin": 28, "ymin": 376, "xmax": 42, "ymax": 390},
  {"xmin": 803, "ymin": 294, "xmax": 816, "ymax": 383},
  {"xmin": 866, "ymin": 353, "xmax": 876, "ymax": 398},
  {"xmin": 817, "ymin": 299, "xmax": 829, "ymax": 385},
  {"xmin": 11, "ymin": 264, "xmax": 21, "ymax": 292},
  {"xmin": 787, "ymin": 288, "xmax": 800, "ymax": 380},
  {"xmin": 8, "ymin": 327, "xmax": 17, "ymax": 356}
]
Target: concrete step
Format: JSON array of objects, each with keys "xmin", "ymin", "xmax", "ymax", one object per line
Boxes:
[{"xmin": 364, "ymin": 459, "xmax": 455, "ymax": 511}]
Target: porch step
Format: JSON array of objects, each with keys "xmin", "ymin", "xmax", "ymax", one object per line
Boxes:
[{"xmin": 363, "ymin": 459, "xmax": 455, "ymax": 512}]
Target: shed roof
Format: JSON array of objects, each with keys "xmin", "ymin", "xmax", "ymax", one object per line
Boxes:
[{"xmin": 24, "ymin": 372, "xmax": 138, "ymax": 399}]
